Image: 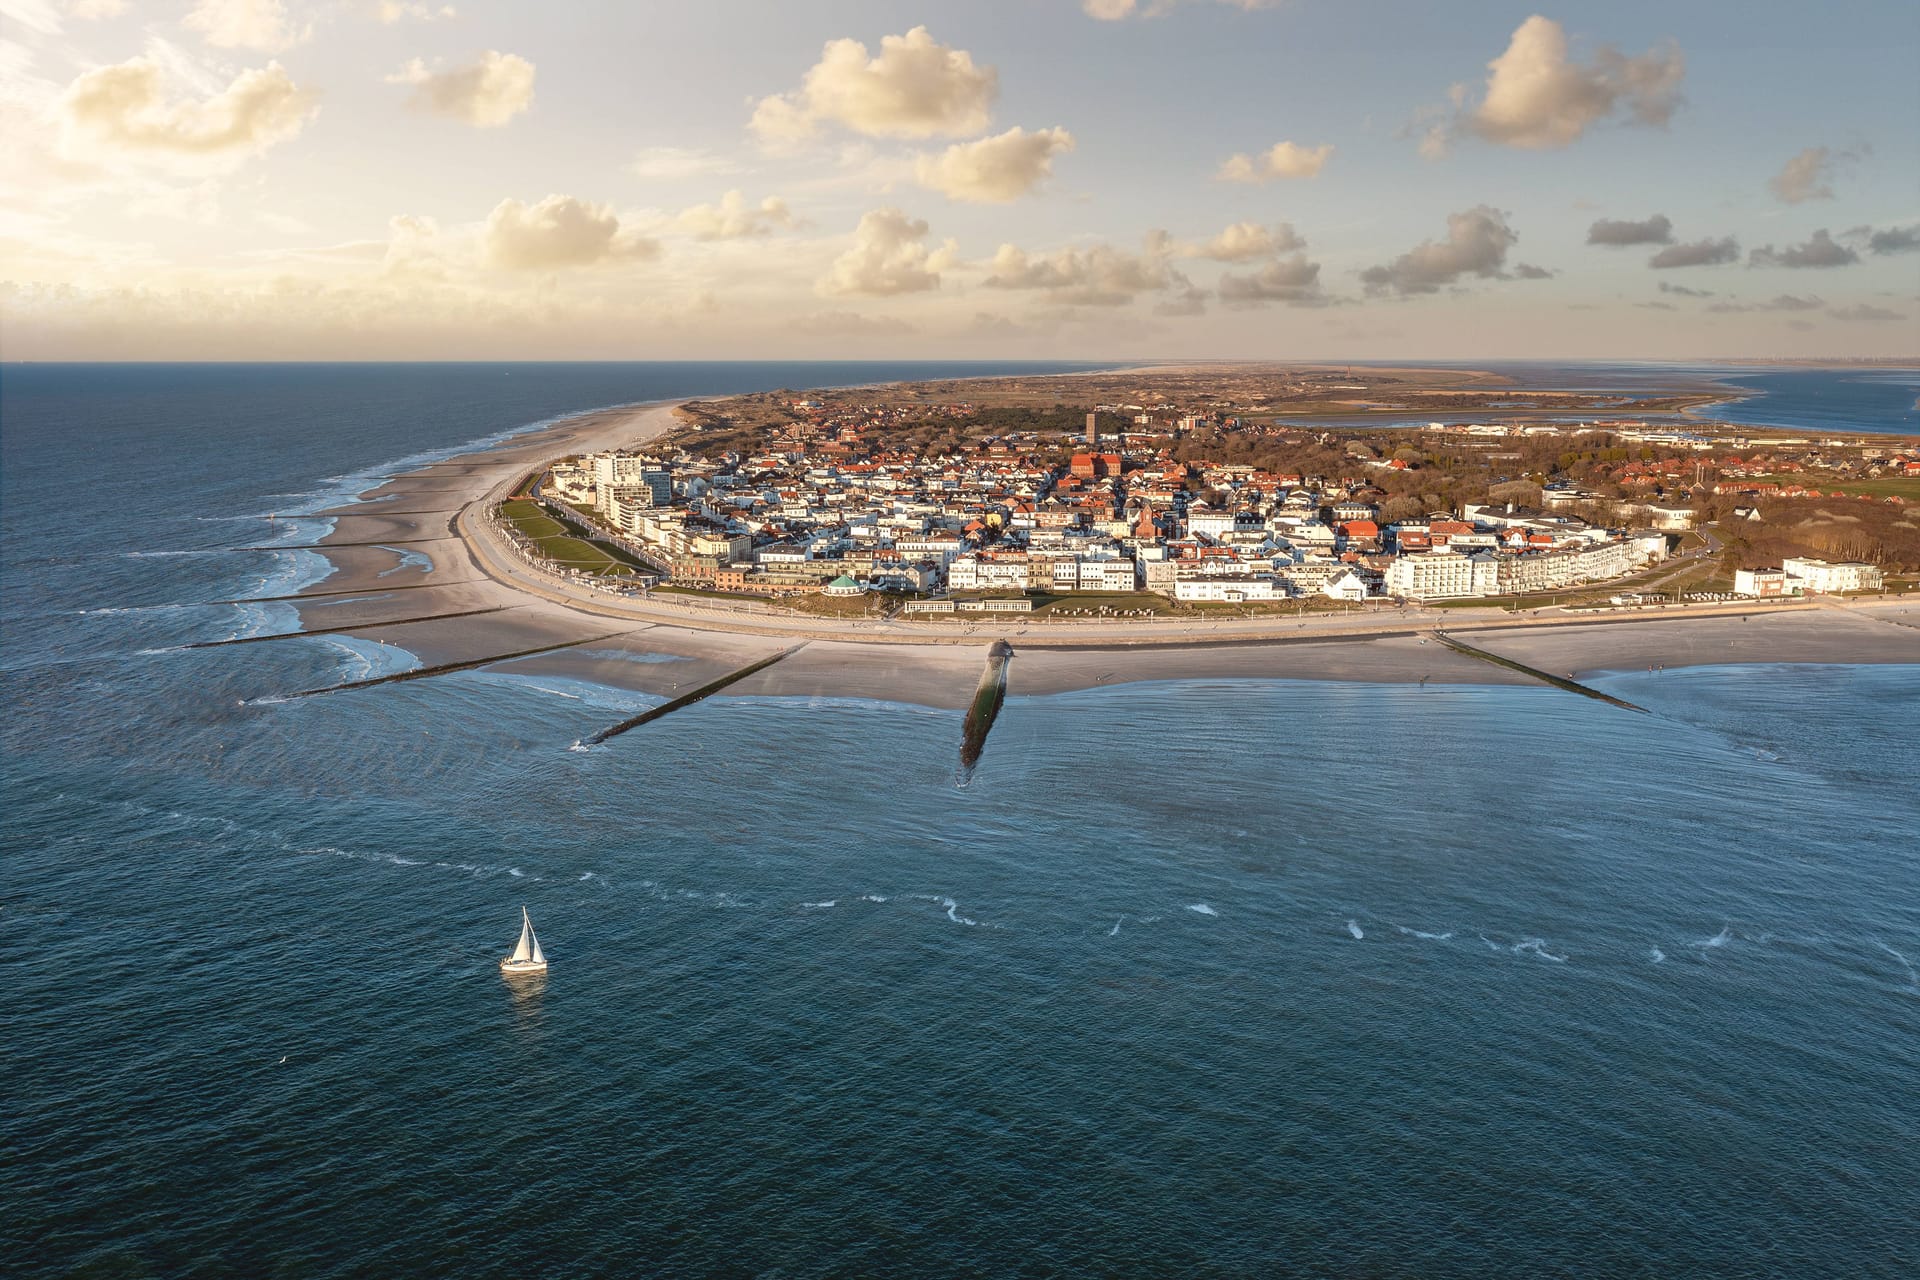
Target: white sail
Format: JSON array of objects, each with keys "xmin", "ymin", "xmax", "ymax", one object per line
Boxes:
[
  {"xmin": 509, "ymin": 910, "xmax": 533, "ymax": 962},
  {"xmin": 529, "ymin": 926, "xmax": 545, "ymax": 965}
]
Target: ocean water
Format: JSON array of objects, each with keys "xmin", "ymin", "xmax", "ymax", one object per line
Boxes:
[
  {"xmin": 5, "ymin": 364, "xmax": 1919, "ymax": 1277},
  {"xmin": 1408, "ymin": 360, "xmax": 1920, "ymax": 435}
]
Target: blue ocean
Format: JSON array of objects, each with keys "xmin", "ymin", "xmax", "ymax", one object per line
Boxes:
[{"xmin": 4, "ymin": 363, "xmax": 1918, "ymax": 1277}]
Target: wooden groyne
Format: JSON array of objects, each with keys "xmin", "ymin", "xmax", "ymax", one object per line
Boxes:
[
  {"xmin": 188, "ymin": 606, "xmax": 513, "ymax": 648},
  {"xmin": 579, "ymin": 646, "xmax": 804, "ymax": 745},
  {"xmin": 267, "ymin": 628, "xmax": 651, "ymax": 701},
  {"xmin": 959, "ymin": 640, "xmax": 1014, "ymax": 772},
  {"xmin": 1431, "ymin": 633, "xmax": 1648, "ymax": 713}
]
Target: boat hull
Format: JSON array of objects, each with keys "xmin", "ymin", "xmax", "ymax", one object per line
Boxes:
[{"xmin": 499, "ymin": 958, "xmax": 548, "ymax": 974}]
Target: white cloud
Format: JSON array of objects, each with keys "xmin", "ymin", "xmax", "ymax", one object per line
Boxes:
[
  {"xmin": 1360, "ymin": 205, "xmax": 1518, "ymax": 294},
  {"xmin": 1217, "ymin": 254, "xmax": 1324, "ymax": 306},
  {"xmin": 751, "ymin": 26, "xmax": 996, "ymax": 145},
  {"xmin": 184, "ymin": 0, "xmax": 308, "ymax": 54},
  {"xmin": 1184, "ymin": 220, "xmax": 1304, "ymax": 262},
  {"xmin": 1215, "ymin": 140, "xmax": 1332, "ymax": 182},
  {"xmin": 628, "ymin": 146, "xmax": 741, "ymax": 180},
  {"xmin": 388, "ymin": 50, "xmax": 534, "ymax": 127},
  {"xmin": 818, "ymin": 207, "xmax": 955, "ymax": 296},
  {"xmin": 676, "ymin": 190, "xmax": 795, "ymax": 240},
  {"xmin": 482, "ymin": 194, "xmax": 658, "ymax": 270},
  {"xmin": 1767, "ymin": 146, "xmax": 1836, "ymax": 204},
  {"xmin": 1431, "ymin": 16, "xmax": 1684, "ymax": 154},
  {"xmin": 59, "ymin": 55, "xmax": 315, "ymax": 169},
  {"xmin": 914, "ymin": 126, "xmax": 1074, "ymax": 203},
  {"xmin": 983, "ymin": 231, "xmax": 1189, "ymax": 307}
]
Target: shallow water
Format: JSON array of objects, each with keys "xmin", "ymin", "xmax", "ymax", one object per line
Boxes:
[{"xmin": 5, "ymin": 365, "xmax": 1918, "ymax": 1276}]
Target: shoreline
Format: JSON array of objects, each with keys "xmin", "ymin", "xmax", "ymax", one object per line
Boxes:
[{"xmin": 271, "ymin": 385, "xmax": 1920, "ymax": 710}]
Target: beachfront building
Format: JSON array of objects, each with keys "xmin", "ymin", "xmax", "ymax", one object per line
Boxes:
[
  {"xmin": 1385, "ymin": 550, "xmax": 1499, "ymax": 601},
  {"xmin": 1174, "ymin": 575, "xmax": 1287, "ymax": 603},
  {"xmin": 1733, "ymin": 568, "xmax": 1802, "ymax": 598},
  {"xmin": 1779, "ymin": 558, "xmax": 1883, "ymax": 593}
]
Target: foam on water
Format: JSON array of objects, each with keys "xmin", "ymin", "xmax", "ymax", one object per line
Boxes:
[
  {"xmin": 1346, "ymin": 920, "xmax": 1365, "ymax": 940},
  {"xmin": 1696, "ymin": 926, "xmax": 1735, "ymax": 949},
  {"xmin": 1187, "ymin": 903, "xmax": 1218, "ymax": 917}
]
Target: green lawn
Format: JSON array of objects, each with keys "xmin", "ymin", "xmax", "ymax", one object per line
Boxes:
[
  {"xmin": 501, "ymin": 499, "xmax": 638, "ymax": 576},
  {"xmin": 1740, "ymin": 474, "xmax": 1920, "ymax": 501}
]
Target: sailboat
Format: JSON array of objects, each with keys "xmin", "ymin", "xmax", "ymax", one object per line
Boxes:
[{"xmin": 500, "ymin": 907, "xmax": 548, "ymax": 974}]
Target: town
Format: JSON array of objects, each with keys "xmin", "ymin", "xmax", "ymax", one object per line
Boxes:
[{"xmin": 497, "ymin": 387, "xmax": 1911, "ymax": 616}]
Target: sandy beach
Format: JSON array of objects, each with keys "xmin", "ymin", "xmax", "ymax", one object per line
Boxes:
[{"xmin": 276, "ymin": 399, "xmax": 1920, "ymax": 710}]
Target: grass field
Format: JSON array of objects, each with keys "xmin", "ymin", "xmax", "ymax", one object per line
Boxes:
[
  {"xmin": 501, "ymin": 499, "xmax": 638, "ymax": 576},
  {"xmin": 1741, "ymin": 474, "xmax": 1920, "ymax": 501}
]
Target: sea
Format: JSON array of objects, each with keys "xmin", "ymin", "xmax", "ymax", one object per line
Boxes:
[{"xmin": 4, "ymin": 362, "xmax": 1917, "ymax": 1278}]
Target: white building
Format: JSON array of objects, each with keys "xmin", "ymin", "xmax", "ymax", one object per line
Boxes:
[
  {"xmin": 1385, "ymin": 550, "xmax": 1499, "ymax": 600},
  {"xmin": 1174, "ymin": 574, "xmax": 1286, "ymax": 603},
  {"xmin": 1322, "ymin": 568, "xmax": 1374, "ymax": 602},
  {"xmin": 1780, "ymin": 558, "xmax": 1883, "ymax": 593},
  {"xmin": 1733, "ymin": 568, "xmax": 1801, "ymax": 598},
  {"xmin": 948, "ymin": 555, "xmax": 1030, "ymax": 591}
]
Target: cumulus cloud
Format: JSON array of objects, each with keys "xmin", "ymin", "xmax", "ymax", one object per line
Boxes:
[
  {"xmin": 482, "ymin": 195, "xmax": 657, "ymax": 270},
  {"xmin": 675, "ymin": 190, "xmax": 795, "ymax": 240},
  {"xmin": 1215, "ymin": 140, "xmax": 1333, "ymax": 183},
  {"xmin": 1586, "ymin": 214, "xmax": 1672, "ymax": 246},
  {"xmin": 1649, "ymin": 236, "xmax": 1738, "ymax": 269},
  {"xmin": 389, "ymin": 51, "xmax": 535, "ymax": 127},
  {"xmin": 1431, "ymin": 16, "xmax": 1684, "ymax": 154},
  {"xmin": 1827, "ymin": 303, "xmax": 1905, "ymax": 324},
  {"xmin": 914, "ymin": 126, "xmax": 1074, "ymax": 203},
  {"xmin": 1360, "ymin": 206, "xmax": 1518, "ymax": 295},
  {"xmin": 1749, "ymin": 229, "xmax": 1859, "ymax": 270},
  {"xmin": 60, "ymin": 55, "xmax": 315, "ymax": 168},
  {"xmin": 984, "ymin": 232, "xmax": 1189, "ymax": 306},
  {"xmin": 1767, "ymin": 146, "xmax": 1837, "ymax": 204},
  {"xmin": 750, "ymin": 27, "xmax": 996, "ymax": 145},
  {"xmin": 1184, "ymin": 221, "xmax": 1304, "ymax": 262},
  {"xmin": 1217, "ymin": 254, "xmax": 1324, "ymax": 306},
  {"xmin": 1845, "ymin": 223, "xmax": 1920, "ymax": 255},
  {"xmin": 818, "ymin": 207, "xmax": 956, "ymax": 296},
  {"xmin": 185, "ymin": 0, "xmax": 308, "ymax": 53}
]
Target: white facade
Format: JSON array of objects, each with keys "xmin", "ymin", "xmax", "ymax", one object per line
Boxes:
[
  {"xmin": 1780, "ymin": 558, "xmax": 1883, "ymax": 592},
  {"xmin": 1385, "ymin": 551, "xmax": 1499, "ymax": 600},
  {"xmin": 1174, "ymin": 575, "xmax": 1286, "ymax": 602},
  {"xmin": 948, "ymin": 555, "xmax": 1030, "ymax": 591}
]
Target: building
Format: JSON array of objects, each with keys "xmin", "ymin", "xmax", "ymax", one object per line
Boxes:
[
  {"xmin": 1385, "ymin": 550, "xmax": 1499, "ymax": 600},
  {"xmin": 1780, "ymin": 558, "xmax": 1883, "ymax": 593},
  {"xmin": 1733, "ymin": 568, "xmax": 1800, "ymax": 598},
  {"xmin": 1174, "ymin": 575, "xmax": 1286, "ymax": 603}
]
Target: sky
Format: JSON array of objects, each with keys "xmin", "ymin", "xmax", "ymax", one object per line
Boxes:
[{"xmin": 2, "ymin": 0, "xmax": 1916, "ymax": 361}]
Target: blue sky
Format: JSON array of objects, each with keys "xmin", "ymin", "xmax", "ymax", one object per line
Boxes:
[{"xmin": 2, "ymin": 0, "xmax": 1915, "ymax": 358}]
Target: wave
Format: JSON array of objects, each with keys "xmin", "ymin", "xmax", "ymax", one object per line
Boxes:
[
  {"xmin": 1394, "ymin": 925, "xmax": 1453, "ymax": 941},
  {"xmin": 1187, "ymin": 903, "xmax": 1218, "ymax": 917},
  {"xmin": 800, "ymin": 900, "xmax": 837, "ymax": 910},
  {"xmin": 1695, "ymin": 926, "xmax": 1734, "ymax": 949},
  {"xmin": 1346, "ymin": 920, "xmax": 1364, "ymax": 940},
  {"xmin": 1109, "ymin": 916, "xmax": 1123, "ymax": 937},
  {"xmin": 1649, "ymin": 947, "xmax": 1667, "ymax": 963},
  {"xmin": 376, "ymin": 546, "xmax": 436, "ymax": 578},
  {"xmin": 1878, "ymin": 943, "xmax": 1919, "ymax": 990},
  {"xmin": 1511, "ymin": 938, "xmax": 1568, "ymax": 963},
  {"xmin": 912, "ymin": 893, "xmax": 995, "ymax": 928}
]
